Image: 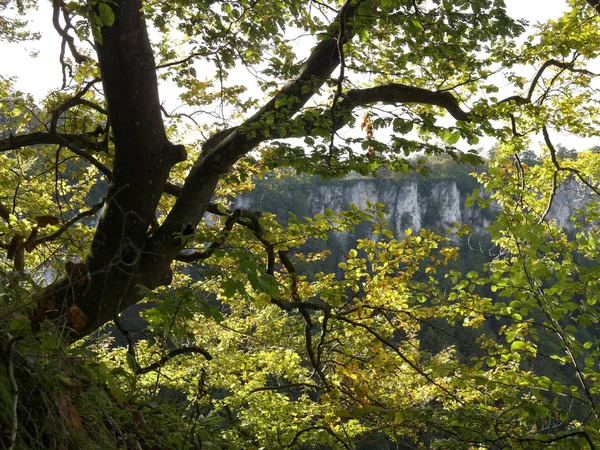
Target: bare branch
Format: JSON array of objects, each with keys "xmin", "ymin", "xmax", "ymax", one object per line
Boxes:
[
  {"xmin": 543, "ymin": 126, "xmax": 600, "ymax": 197},
  {"xmin": 35, "ymin": 200, "xmax": 104, "ymax": 245},
  {"xmin": 499, "ymin": 58, "xmax": 596, "ymax": 106},
  {"xmin": 175, "ymin": 210, "xmax": 239, "ymax": 263},
  {"xmin": 0, "ymin": 131, "xmax": 106, "ymax": 154},
  {"xmin": 156, "ymin": 52, "xmax": 207, "ymax": 70},
  {"xmin": 248, "ymin": 382, "xmax": 320, "ymax": 395},
  {"xmin": 136, "ymin": 346, "xmax": 213, "ymax": 375},
  {"xmin": 519, "ymin": 430, "xmax": 596, "ymax": 450},
  {"xmin": 339, "ymin": 84, "xmax": 471, "ymax": 122},
  {"xmin": 0, "ymin": 129, "xmax": 113, "ymax": 180},
  {"xmin": 528, "ymin": 58, "xmax": 595, "ymax": 103},
  {"xmin": 49, "ymin": 79, "xmax": 105, "ymax": 135},
  {"xmin": 336, "ymin": 315, "xmax": 463, "ymax": 405},
  {"xmin": 283, "ymin": 425, "xmax": 352, "ymax": 450},
  {"xmin": 61, "ymin": 145, "xmax": 112, "ymax": 179},
  {"xmin": 51, "ymin": 0, "xmax": 91, "ymax": 65}
]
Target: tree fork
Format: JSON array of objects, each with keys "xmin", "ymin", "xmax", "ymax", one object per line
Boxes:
[{"xmin": 64, "ymin": 0, "xmax": 185, "ymax": 336}]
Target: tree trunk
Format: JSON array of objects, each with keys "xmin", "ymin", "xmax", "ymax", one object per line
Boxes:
[{"xmin": 72, "ymin": 0, "xmax": 186, "ymax": 335}]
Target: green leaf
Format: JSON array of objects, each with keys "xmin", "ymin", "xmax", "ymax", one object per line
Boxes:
[
  {"xmin": 407, "ymin": 17, "xmax": 423, "ymax": 34},
  {"xmin": 510, "ymin": 341, "xmax": 526, "ymax": 351},
  {"xmin": 217, "ymin": 203, "xmax": 228, "ymax": 214},
  {"xmin": 200, "ymin": 303, "xmax": 224, "ymax": 323},
  {"xmin": 125, "ymin": 352, "xmax": 137, "ymax": 372},
  {"xmin": 441, "ymin": 130, "xmax": 461, "ymax": 145},
  {"xmin": 274, "ymin": 96, "xmax": 287, "ymax": 108},
  {"xmin": 98, "ymin": 2, "xmax": 115, "ymax": 27},
  {"xmin": 222, "ymin": 279, "xmax": 243, "ymax": 298}
]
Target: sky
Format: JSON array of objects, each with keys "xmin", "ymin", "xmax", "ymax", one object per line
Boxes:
[
  {"xmin": 2, "ymin": 1, "xmax": 570, "ymax": 99},
  {"xmin": 505, "ymin": 0, "xmax": 567, "ymax": 20},
  {"xmin": 2, "ymin": 0, "xmax": 590, "ymax": 152}
]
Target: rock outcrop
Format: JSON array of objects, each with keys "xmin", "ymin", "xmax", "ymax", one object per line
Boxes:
[{"xmin": 232, "ymin": 176, "xmax": 590, "ymax": 255}]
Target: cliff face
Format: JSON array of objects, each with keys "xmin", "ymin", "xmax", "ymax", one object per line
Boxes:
[
  {"xmin": 550, "ymin": 178, "xmax": 592, "ymax": 229},
  {"xmin": 235, "ymin": 178, "xmax": 491, "ymax": 239},
  {"xmin": 233, "ymin": 176, "xmax": 588, "ymax": 250},
  {"xmin": 302, "ymin": 180, "xmax": 469, "ymax": 239}
]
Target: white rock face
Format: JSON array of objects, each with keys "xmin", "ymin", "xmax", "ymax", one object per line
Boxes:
[
  {"xmin": 550, "ymin": 178, "xmax": 591, "ymax": 229},
  {"xmin": 432, "ymin": 180, "xmax": 462, "ymax": 229},
  {"xmin": 388, "ymin": 182, "xmax": 421, "ymax": 238},
  {"xmin": 232, "ymin": 177, "xmax": 588, "ymax": 244},
  {"xmin": 303, "ymin": 180, "xmax": 463, "ymax": 240},
  {"xmin": 306, "ymin": 181, "xmax": 379, "ymax": 215}
]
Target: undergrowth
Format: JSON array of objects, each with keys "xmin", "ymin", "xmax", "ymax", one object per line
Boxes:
[{"xmin": 0, "ymin": 291, "xmax": 194, "ymax": 450}]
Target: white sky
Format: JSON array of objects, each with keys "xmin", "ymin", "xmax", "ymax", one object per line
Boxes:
[
  {"xmin": 3, "ymin": 0, "xmax": 590, "ymax": 152},
  {"xmin": 2, "ymin": 1, "xmax": 569, "ymax": 98}
]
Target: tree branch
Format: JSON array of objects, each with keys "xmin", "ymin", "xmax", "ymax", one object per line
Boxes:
[
  {"xmin": 156, "ymin": 51, "xmax": 207, "ymax": 70},
  {"xmin": 146, "ymin": 0, "xmax": 365, "ymax": 257},
  {"xmin": 339, "ymin": 84, "xmax": 471, "ymax": 122},
  {"xmin": 336, "ymin": 315, "xmax": 463, "ymax": 404},
  {"xmin": 528, "ymin": 58, "xmax": 595, "ymax": 103},
  {"xmin": 543, "ymin": 126, "xmax": 600, "ymax": 197},
  {"xmin": 499, "ymin": 57, "xmax": 596, "ymax": 106},
  {"xmin": 49, "ymin": 79, "xmax": 105, "ymax": 135},
  {"xmin": 35, "ymin": 200, "xmax": 104, "ymax": 245},
  {"xmin": 61, "ymin": 145, "xmax": 112, "ymax": 179},
  {"xmin": 51, "ymin": 0, "xmax": 90, "ymax": 65},
  {"xmin": 0, "ymin": 202, "xmax": 10, "ymax": 223},
  {"xmin": 519, "ymin": 430, "xmax": 596, "ymax": 450},
  {"xmin": 175, "ymin": 209, "xmax": 239, "ymax": 262},
  {"xmin": 586, "ymin": 0, "xmax": 600, "ymax": 15},
  {"xmin": 247, "ymin": 382, "xmax": 320, "ymax": 395},
  {"xmin": 135, "ymin": 346, "xmax": 213, "ymax": 375},
  {"xmin": 0, "ymin": 131, "xmax": 106, "ymax": 154}
]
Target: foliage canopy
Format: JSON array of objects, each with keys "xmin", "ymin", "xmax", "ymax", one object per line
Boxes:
[{"xmin": 3, "ymin": 0, "xmax": 600, "ymax": 448}]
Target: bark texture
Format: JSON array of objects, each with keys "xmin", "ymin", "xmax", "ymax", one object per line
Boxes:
[{"xmin": 75, "ymin": 0, "xmax": 186, "ymax": 333}]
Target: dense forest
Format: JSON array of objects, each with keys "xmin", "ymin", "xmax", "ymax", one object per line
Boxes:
[{"xmin": 3, "ymin": 0, "xmax": 600, "ymax": 449}]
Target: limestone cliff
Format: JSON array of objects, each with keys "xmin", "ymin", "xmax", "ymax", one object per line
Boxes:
[
  {"xmin": 235, "ymin": 178, "xmax": 486, "ymax": 236},
  {"xmin": 232, "ymin": 176, "xmax": 588, "ymax": 253}
]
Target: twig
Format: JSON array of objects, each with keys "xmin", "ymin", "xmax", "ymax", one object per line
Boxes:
[
  {"xmin": 6, "ymin": 336, "xmax": 22, "ymax": 450},
  {"xmin": 50, "ymin": 79, "xmax": 104, "ymax": 135},
  {"xmin": 518, "ymin": 430, "xmax": 596, "ymax": 450},
  {"xmin": 543, "ymin": 126, "xmax": 600, "ymax": 196},
  {"xmin": 329, "ymin": 0, "xmax": 352, "ymax": 156},
  {"xmin": 51, "ymin": 0, "xmax": 89, "ymax": 65},
  {"xmin": 284, "ymin": 425, "xmax": 351, "ymax": 450},
  {"xmin": 336, "ymin": 315, "xmax": 463, "ymax": 405},
  {"xmin": 136, "ymin": 346, "xmax": 213, "ymax": 375},
  {"xmin": 175, "ymin": 210, "xmax": 240, "ymax": 262},
  {"xmin": 156, "ymin": 52, "xmax": 207, "ymax": 70},
  {"xmin": 247, "ymin": 382, "xmax": 320, "ymax": 395},
  {"xmin": 36, "ymin": 200, "xmax": 105, "ymax": 245}
]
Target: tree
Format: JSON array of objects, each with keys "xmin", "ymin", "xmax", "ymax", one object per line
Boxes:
[
  {"xmin": 1, "ymin": 0, "xmax": 517, "ymax": 334},
  {"xmin": 3, "ymin": 0, "xmax": 600, "ymax": 448}
]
